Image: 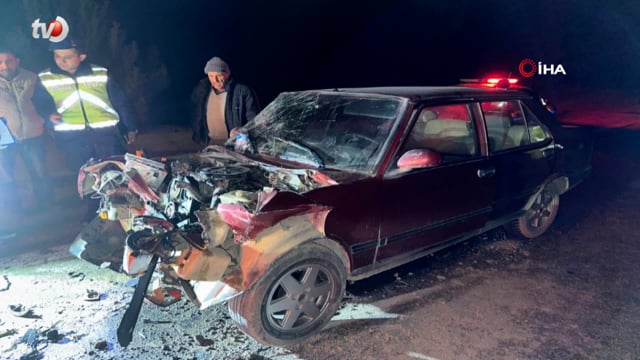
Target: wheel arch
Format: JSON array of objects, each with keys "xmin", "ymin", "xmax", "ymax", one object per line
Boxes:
[
  {"xmin": 228, "ymin": 239, "xmax": 348, "ymax": 347},
  {"xmin": 238, "ymin": 214, "xmax": 351, "ymax": 291},
  {"xmin": 524, "ymin": 174, "xmax": 568, "ymax": 210}
]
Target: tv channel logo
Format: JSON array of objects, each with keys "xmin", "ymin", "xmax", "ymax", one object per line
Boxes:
[{"xmin": 32, "ymin": 16, "xmax": 69, "ymax": 43}]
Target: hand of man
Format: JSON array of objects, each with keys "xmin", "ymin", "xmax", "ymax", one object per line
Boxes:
[
  {"xmin": 126, "ymin": 131, "xmax": 137, "ymax": 144},
  {"xmin": 229, "ymin": 127, "xmax": 240, "ymax": 139},
  {"xmin": 49, "ymin": 113, "xmax": 62, "ymax": 124}
]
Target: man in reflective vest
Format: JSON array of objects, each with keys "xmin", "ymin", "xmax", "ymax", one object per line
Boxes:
[
  {"xmin": 39, "ymin": 38, "xmax": 138, "ymax": 220},
  {"xmin": 39, "ymin": 38, "xmax": 138, "ymax": 172}
]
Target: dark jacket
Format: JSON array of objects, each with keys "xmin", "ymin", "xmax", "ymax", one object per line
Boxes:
[
  {"xmin": 191, "ymin": 77, "xmax": 259, "ymax": 145},
  {"xmin": 47, "ymin": 61, "xmax": 138, "ymax": 132}
]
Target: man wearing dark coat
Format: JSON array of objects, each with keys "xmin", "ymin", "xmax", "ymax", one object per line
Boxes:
[{"xmin": 190, "ymin": 57, "xmax": 259, "ymax": 146}]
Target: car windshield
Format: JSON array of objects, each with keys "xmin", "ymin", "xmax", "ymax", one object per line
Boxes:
[{"xmin": 245, "ymin": 91, "xmax": 406, "ymax": 173}]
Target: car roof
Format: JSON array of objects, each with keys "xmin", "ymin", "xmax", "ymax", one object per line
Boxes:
[{"xmin": 325, "ymin": 86, "xmax": 535, "ymax": 102}]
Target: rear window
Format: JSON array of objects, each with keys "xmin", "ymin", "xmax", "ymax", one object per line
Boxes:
[{"xmin": 481, "ymin": 101, "xmax": 551, "ymax": 152}]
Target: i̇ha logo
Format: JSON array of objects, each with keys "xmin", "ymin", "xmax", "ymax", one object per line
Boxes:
[
  {"xmin": 31, "ymin": 16, "xmax": 69, "ymax": 43},
  {"xmin": 518, "ymin": 58, "xmax": 566, "ymax": 78}
]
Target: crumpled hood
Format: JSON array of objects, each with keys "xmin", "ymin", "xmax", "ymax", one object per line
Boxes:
[{"xmin": 71, "ymin": 146, "xmax": 340, "ymax": 292}]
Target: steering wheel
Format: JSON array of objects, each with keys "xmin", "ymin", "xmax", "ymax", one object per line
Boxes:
[{"xmin": 342, "ymin": 133, "xmax": 379, "ymax": 149}]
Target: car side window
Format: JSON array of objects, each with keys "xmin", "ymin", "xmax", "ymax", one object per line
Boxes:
[
  {"xmin": 481, "ymin": 100, "xmax": 550, "ymax": 152},
  {"xmin": 521, "ymin": 103, "xmax": 552, "ymax": 144},
  {"xmin": 400, "ymin": 104, "xmax": 478, "ymax": 164}
]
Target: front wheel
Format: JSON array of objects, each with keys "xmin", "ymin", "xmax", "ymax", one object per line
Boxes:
[
  {"xmin": 508, "ymin": 188, "xmax": 560, "ymax": 239},
  {"xmin": 227, "ymin": 243, "xmax": 346, "ymax": 346}
]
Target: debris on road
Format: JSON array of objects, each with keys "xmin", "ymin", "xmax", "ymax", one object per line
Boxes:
[
  {"xmin": 9, "ymin": 304, "xmax": 32, "ymax": 318},
  {"xmin": 0, "ymin": 275, "xmax": 9, "ymax": 291},
  {"xmin": 84, "ymin": 289, "xmax": 101, "ymax": 301}
]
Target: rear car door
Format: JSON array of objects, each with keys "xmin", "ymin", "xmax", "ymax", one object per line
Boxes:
[
  {"xmin": 375, "ymin": 103, "xmax": 497, "ymax": 262},
  {"xmin": 480, "ymin": 99, "xmax": 555, "ymax": 220}
]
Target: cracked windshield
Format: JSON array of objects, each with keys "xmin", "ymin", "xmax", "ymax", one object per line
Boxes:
[{"xmin": 245, "ymin": 91, "xmax": 406, "ymax": 172}]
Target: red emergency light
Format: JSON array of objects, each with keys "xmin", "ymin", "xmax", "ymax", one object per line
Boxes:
[
  {"xmin": 459, "ymin": 75, "xmax": 520, "ymax": 89},
  {"xmin": 485, "ymin": 77, "xmax": 518, "ymax": 85}
]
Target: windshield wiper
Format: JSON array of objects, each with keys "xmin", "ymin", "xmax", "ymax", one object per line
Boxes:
[{"xmin": 273, "ymin": 137, "xmax": 325, "ymax": 168}]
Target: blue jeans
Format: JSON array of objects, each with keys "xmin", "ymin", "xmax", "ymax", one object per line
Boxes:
[{"xmin": 0, "ymin": 135, "xmax": 52, "ymax": 205}]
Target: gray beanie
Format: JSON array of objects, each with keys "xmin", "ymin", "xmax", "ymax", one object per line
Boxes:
[{"xmin": 204, "ymin": 57, "xmax": 230, "ymax": 74}]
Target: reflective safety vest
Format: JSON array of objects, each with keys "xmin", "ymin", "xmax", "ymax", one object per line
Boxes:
[{"xmin": 38, "ymin": 65, "xmax": 119, "ymax": 131}]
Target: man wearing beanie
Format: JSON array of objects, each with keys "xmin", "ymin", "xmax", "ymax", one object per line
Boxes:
[{"xmin": 190, "ymin": 56, "xmax": 259, "ymax": 146}]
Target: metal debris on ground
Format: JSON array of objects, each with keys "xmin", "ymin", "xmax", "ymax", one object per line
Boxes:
[
  {"xmin": 0, "ymin": 274, "xmax": 9, "ymax": 291},
  {"xmin": 142, "ymin": 319, "xmax": 172, "ymax": 324},
  {"xmin": 9, "ymin": 304, "xmax": 32, "ymax": 318},
  {"xmin": 94, "ymin": 340, "xmax": 109, "ymax": 351},
  {"xmin": 123, "ymin": 278, "xmax": 139, "ymax": 287},
  {"xmin": 194, "ymin": 334, "xmax": 215, "ymax": 347},
  {"xmin": 0, "ymin": 328, "xmax": 17, "ymax": 338},
  {"xmin": 19, "ymin": 328, "xmax": 42, "ymax": 352},
  {"xmin": 43, "ymin": 328, "xmax": 62, "ymax": 342},
  {"xmin": 84, "ymin": 289, "xmax": 101, "ymax": 301},
  {"xmin": 67, "ymin": 271, "xmax": 86, "ymax": 281}
]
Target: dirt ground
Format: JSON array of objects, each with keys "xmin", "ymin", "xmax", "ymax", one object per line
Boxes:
[{"xmin": 0, "ymin": 127, "xmax": 639, "ymax": 360}]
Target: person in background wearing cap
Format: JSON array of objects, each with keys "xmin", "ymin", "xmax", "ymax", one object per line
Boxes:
[
  {"xmin": 0, "ymin": 47, "xmax": 57, "ymax": 210},
  {"xmin": 190, "ymin": 56, "xmax": 259, "ymax": 146},
  {"xmin": 38, "ymin": 38, "xmax": 138, "ymax": 220}
]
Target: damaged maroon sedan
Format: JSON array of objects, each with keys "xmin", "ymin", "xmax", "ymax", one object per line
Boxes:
[{"xmin": 69, "ymin": 86, "xmax": 592, "ymax": 347}]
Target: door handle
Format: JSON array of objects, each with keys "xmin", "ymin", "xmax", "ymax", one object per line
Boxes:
[{"xmin": 477, "ymin": 167, "xmax": 496, "ymax": 178}]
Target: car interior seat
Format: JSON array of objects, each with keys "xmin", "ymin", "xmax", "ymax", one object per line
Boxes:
[
  {"xmin": 505, "ymin": 125, "xmax": 529, "ymax": 148},
  {"xmin": 423, "ymin": 119, "xmax": 474, "ymax": 155},
  {"xmin": 405, "ymin": 110, "xmax": 437, "ymax": 148},
  {"xmin": 484, "ymin": 113, "xmax": 512, "ymax": 151}
]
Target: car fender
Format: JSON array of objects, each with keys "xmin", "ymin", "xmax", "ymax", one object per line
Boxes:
[
  {"xmin": 237, "ymin": 211, "xmax": 350, "ymax": 290},
  {"xmin": 524, "ymin": 174, "xmax": 569, "ymax": 210}
]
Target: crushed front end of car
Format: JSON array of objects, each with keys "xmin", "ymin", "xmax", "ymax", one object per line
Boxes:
[
  {"xmin": 68, "ymin": 90, "xmax": 406, "ymax": 346},
  {"xmin": 69, "ymin": 145, "xmax": 337, "ymax": 344}
]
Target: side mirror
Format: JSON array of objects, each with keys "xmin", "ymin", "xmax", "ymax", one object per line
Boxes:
[{"xmin": 397, "ymin": 149, "xmax": 442, "ymax": 170}]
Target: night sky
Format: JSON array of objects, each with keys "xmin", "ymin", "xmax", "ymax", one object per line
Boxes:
[
  {"xmin": 3, "ymin": 0, "xmax": 640, "ymax": 123},
  {"xmin": 116, "ymin": 0, "xmax": 639, "ymax": 103}
]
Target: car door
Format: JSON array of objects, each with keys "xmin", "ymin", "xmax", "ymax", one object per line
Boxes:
[
  {"xmin": 376, "ymin": 103, "xmax": 497, "ymax": 262},
  {"xmin": 480, "ymin": 100, "xmax": 555, "ymax": 219}
]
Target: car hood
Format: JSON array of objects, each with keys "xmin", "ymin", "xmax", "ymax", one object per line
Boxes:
[{"xmin": 71, "ymin": 145, "xmax": 342, "ymax": 277}]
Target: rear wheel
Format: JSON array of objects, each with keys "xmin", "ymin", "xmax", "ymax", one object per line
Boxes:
[
  {"xmin": 227, "ymin": 243, "xmax": 346, "ymax": 346},
  {"xmin": 508, "ymin": 188, "xmax": 560, "ymax": 238}
]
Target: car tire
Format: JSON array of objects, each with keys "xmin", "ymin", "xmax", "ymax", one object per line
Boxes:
[
  {"xmin": 508, "ymin": 188, "xmax": 560, "ymax": 239},
  {"xmin": 227, "ymin": 243, "xmax": 346, "ymax": 346}
]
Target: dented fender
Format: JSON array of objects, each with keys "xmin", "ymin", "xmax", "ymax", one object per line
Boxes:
[{"xmin": 237, "ymin": 209, "xmax": 332, "ymax": 290}]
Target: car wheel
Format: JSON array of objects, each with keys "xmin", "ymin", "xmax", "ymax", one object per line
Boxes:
[
  {"xmin": 227, "ymin": 243, "xmax": 346, "ymax": 346},
  {"xmin": 508, "ymin": 188, "xmax": 560, "ymax": 239}
]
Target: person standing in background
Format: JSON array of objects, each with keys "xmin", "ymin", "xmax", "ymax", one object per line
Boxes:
[
  {"xmin": 0, "ymin": 47, "xmax": 56, "ymax": 209},
  {"xmin": 190, "ymin": 56, "xmax": 259, "ymax": 147},
  {"xmin": 39, "ymin": 38, "xmax": 138, "ymax": 220}
]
